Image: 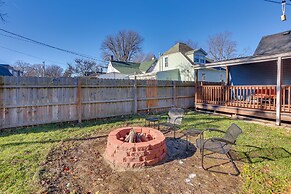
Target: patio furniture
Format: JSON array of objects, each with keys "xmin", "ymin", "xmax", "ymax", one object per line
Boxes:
[
  {"xmin": 144, "ymin": 109, "xmax": 161, "ymax": 129},
  {"xmin": 196, "ymin": 123, "xmax": 242, "ymax": 176},
  {"xmin": 145, "ymin": 115, "xmax": 161, "ymax": 129},
  {"xmin": 181, "ymin": 128, "xmax": 202, "ymax": 149},
  {"xmin": 158, "ymin": 107, "xmax": 184, "ymax": 138}
]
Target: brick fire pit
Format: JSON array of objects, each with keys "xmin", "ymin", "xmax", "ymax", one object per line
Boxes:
[{"xmin": 104, "ymin": 127, "xmax": 166, "ymax": 169}]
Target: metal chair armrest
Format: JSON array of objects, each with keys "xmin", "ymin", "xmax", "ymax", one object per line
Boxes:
[
  {"xmin": 205, "ymin": 128, "xmax": 226, "ymax": 133},
  {"xmin": 209, "ymin": 137, "xmax": 235, "ymax": 145},
  {"xmin": 198, "ymin": 128, "xmax": 225, "ymax": 140}
]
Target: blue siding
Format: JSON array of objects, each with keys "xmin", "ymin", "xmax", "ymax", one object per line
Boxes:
[{"xmin": 229, "ymin": 62, "xmax": 291, "ymax": 85}]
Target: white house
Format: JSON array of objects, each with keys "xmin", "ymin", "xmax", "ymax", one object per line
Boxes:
[
  {"xmin": 152, "ymin": 43, "xmax": 225, "ymax": 82},
  {"xmin": 104, "ymin": 42, "xmax": 225, "ymax": 82},
  {"xmin": 105, "ymin": 59, "xmax": 157, "ymax": 80}
]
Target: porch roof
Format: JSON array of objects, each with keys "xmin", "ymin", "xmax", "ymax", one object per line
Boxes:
[{"xmin": 195, "ymin": 51, "xmax": 291, "ymax": 70}]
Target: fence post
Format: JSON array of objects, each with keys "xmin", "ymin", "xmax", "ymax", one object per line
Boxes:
[
  {"xmin": 77, "ymin": 77, "xmax": 82, "ymax": 123},
  {"xmin": 0, "ymin": 77, "xmax": 3, "ymax": 129},
  {"xmin": 172, "ymin": 81, "xmax": 176, "ymax": 107},
  {"xmin": 133, "ymin": 76, "xmax": 138, "ymax": 114}
]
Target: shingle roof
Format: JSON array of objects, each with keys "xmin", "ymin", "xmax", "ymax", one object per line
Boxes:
[
  {"xmin": 0, "ymin": 65, "xmax": 13, "ymax": 76},
  {"xmin": 254, "ymin": 30, "xmax": 291, "ymax": 56},
  {"xmin": 163, "ymin": 42, "xmax": 194, "ymax": 55},
  {"xmin": 111, "ymin": 61, "xmax": 142, "ymax": 75},
  {"xmin": 185, "ymin": 48, "xmax": 208, "ymax": 56},
  {"xmin": 139, "ymin": 59, "xmax": 157, "ymax": 73},
  {"xmin": 111, "ymin": 59, "xmax": 158, "ymax": 75}
]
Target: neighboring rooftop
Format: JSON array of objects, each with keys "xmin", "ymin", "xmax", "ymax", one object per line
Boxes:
[
  {"xmin": 110, "ymin": 58, "xmax": 157, "ymax": 75},
  {"xmin": 110, "ymin": 61, "xmax": 142, "ymax": 75},
  {"xmin": 0, "ymin": 64, "xmax": 13, "ymax": 76},
  {"xmin": 254, "ymin": 30, "xmax": 291, "ymax": 56},
  {"xmin": 185, "ymin": 48, "xmax": 208, "ymax": 56},
  {"xmin": 163, "ymin": 42, "xmax": 193, "ymax": 55},
  {"xmin": 139, "ymin": 59, "xmax": 157, "ymax": 73}
]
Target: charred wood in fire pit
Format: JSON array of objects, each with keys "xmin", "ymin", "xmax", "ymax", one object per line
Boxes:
[{"xmin": 125, "ymin": 128, "xmax": 136, "ymax": 143}]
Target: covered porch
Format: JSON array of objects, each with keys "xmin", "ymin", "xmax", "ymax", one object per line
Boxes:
[{"xmin": 194, "ymin": 52, "xmax": 291, "ymax": 125}]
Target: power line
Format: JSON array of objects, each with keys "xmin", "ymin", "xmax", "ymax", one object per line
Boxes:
[
  {"xmin": 0, "ymin": 44, "xmax": 67, "ymax": 66},
  {"xmin": 264, "ymin": 0, "xmax": 291, "ymax": 6},
  {"xmin": 0, "ymin": 28, "xmax": 107, "ymax": 62},
  {"xmin": 0, "ymin": 33, "xmax": 32, "ymax": 43}
]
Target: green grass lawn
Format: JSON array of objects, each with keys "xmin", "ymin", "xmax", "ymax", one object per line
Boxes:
[{"xmin": 0, "ymin": 112, "xmax": 290, "ymax": 193}]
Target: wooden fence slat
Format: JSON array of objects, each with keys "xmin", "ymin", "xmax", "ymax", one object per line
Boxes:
[{"xmin": 0, "ymin": 77, "xmax": 195, "ymax": 129}]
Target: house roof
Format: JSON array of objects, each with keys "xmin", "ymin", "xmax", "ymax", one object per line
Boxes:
[
  {"xmin": 163, "ymin": 42, "xmax": 193, "ymax": 55},
  {"xmin": 110, "ymin": 61, "xmax": 142, "ymax": 75},
  {"xmin": 185, "ymin": 48, "xmax": 208, "ymax": 56},
  {"xmin": 254, "ymin": 30, "xmax": 291, "ymax": 56},
  {"xmin": 196, "ymin": 30, "xmax": 291, "ymax": 69},
  {"xmin": 139, "ymin": 59, "xmax": 157, "ymax": 73},
  {"xmin": 0, "ymin": 64, "xmax": 13, "ymax": 76}
]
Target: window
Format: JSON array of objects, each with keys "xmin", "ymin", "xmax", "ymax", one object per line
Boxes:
[
  {"xmin": 194, "ymin": 54, "xmax": 205, "ymax": 64},
  {"xmin": 164, "ymin": 57, "xmax": 168, "ymax": 67},
  {"xmin": 194, "ymin": 56, "xmax": 199, "ymax": 63}
]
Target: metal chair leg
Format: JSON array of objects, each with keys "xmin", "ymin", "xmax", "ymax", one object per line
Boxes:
[
  {"xmin": 201, "ymin": 147, "xmax": 207, "ymax": 170},
  {"xmin": 226, "ymin": 152, "xmax": 240, "ymax": 176}
]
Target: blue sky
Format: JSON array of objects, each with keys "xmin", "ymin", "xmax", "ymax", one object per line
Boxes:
[{"xmin": 0, "ymin": 0, "xmax": 290, "ymax": 68}]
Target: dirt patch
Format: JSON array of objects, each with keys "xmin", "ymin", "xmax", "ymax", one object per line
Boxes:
[{"xmin": 39, "ymin": 131, "xmax": 242, "ymax": 194}]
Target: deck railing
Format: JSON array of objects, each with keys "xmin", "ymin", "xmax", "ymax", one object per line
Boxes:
[{"xmin": 197, "ymin": 85, "xmax": 291, "ymax": 113}]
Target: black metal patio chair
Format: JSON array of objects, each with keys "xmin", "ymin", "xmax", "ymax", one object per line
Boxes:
[
  {"xmin": 196, "ymin": 123, "xmax": 243, "ymax": 176},
  {"xmin": 158, "ymin": 107, "xmax": 184, "ymax": 138}
]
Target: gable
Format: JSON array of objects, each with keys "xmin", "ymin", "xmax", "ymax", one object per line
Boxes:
[{"xmin": 163, "ymin": 42, "xmax": 193, "ymax": 55}]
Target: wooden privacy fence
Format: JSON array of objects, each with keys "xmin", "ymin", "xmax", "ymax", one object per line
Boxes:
[
  {"xmin": 196, "ymin": 85, "xmax": 291, "ymax": 113},
  {"xmin": 0, "ymin": 77, "xmax": 195, "ymax": 129}
]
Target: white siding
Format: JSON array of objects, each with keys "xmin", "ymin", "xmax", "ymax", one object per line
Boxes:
[
  {"xmin": 107, "ymin": 62, "xmax": 120, "ymax": 73},
  {"xmin": 152, "ymin": 53, "xmax": 194, "ymax": 81}
]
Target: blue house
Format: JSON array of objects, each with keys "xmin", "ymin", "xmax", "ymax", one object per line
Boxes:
[{"xmin": 195, "ymin": 30, "xmax": 291, "ymax": 125}]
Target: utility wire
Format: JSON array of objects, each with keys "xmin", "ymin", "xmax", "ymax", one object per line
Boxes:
[
  {"xmin": 0, "ymin": 44, "xmax": 67, "ymax": 66},
  {"xmin": 0, "ymin": 28, "xmax": 106, "ymax": 62},
  {"xmin": 264, "ymin": 0, "xmax": 291, "ymax": 6},
  {"xmin": 0, "ymin": 33, "xmax": 32, "ymax": 43}
]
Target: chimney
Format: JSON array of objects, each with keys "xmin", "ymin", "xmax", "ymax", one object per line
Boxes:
[{"xmin": 110, "ymin": 55, "xmax": 114, "ymax": 61}]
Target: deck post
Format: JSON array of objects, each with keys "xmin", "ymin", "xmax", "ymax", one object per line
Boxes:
[
  {"xmin": 225, "ymin": 66, "xmax": 229, "ymax": 86},
  {"xmin": 194, "ymin": 69, "xmax": 198, "ymax": 108},
  {"xmin": 276, "ymin": 57, "xmax": 283, "ymax": 126}
]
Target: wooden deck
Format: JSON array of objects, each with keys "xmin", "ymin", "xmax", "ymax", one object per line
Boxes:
[{"xmin": 196, "ymin": 85, "xmax": 291, "ymax": 122}]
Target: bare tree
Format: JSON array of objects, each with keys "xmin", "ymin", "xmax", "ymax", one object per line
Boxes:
[
  {"xmin": 66, "ymin": 58, "xmax": 101, "ymax": 77},
  {"xmin": 63, "ymin": 64, "xmax": 74, "ymax": 77},
  {"xmin": 44, "ymin": 65, "xmax": 63, "ymax": 77},
  {"xmin": 14, "ymin": 61, "xmax": 63, "ymax": 77},
  {"xmin": 207, "ymin": 32, "xmax": 237, "ymax": 61},
  {"xmin": 13, "ymin": 61, "xmax": 39, "ymax": 77},
  {"xmin": 133, "ymin": 52, "xmax": 155, "ymax": 63},
  {"xmin": 101, "ymin": 30, "xmax": 144, "ymax": 62},
  {"xmin": 0, "ymin": 0, "xmax": 6, "ymax": 22}
]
